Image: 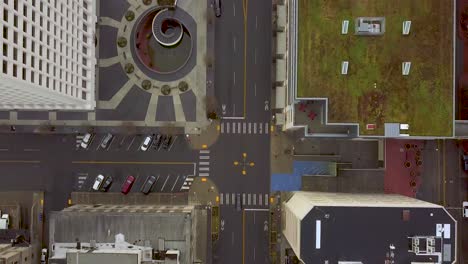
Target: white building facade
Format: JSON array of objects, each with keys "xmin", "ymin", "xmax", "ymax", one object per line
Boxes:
[{"xmin": 0, "ymin": 0, "xmax": 96, "ymax": 110}]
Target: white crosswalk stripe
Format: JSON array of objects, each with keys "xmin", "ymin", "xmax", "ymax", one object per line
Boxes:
[
  {"xmin": 219, "ymin": 193, "xmax": 270, "ymax": 207},
  {"xmin": 220, "ymin": 121, "xmax": 270, "ymax": 135}
]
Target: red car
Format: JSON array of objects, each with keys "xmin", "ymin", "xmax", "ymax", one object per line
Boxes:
[{"xmin": 121, "ymin": 175, "xmax": 135, "ymax": 194}]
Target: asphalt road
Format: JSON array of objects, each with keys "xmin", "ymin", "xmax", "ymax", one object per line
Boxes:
[
  {"xmin": 0, "ymin": 133, "xmax": 200, "ymax": 243},
  {"xmin": 212, "ymin": 0, "xmax": 273, "ymax": 263}
]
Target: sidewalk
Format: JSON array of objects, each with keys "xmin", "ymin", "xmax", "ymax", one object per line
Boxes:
[
  {"xmin": 187, "ymin": 119, "xmax": 220, "ymax": 150},
  {"xmin": 188, "ymin": 177, "xmax": 219, "ymax": 206}
]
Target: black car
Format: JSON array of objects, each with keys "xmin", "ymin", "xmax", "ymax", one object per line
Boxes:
[
  {"xmin": 163, "ymin": 136, "xmax": 173, "ymax": 150},
  {"xmin": 153, "ymin": 134, "xmax": 163, "ymax": 149},
  {"xmin": 101, "ymin": 176, "xmax": 113, "ymax": 191},
  {"xmin": 141, "ymin": 175, "xmax": 157, "ymax": 194}
]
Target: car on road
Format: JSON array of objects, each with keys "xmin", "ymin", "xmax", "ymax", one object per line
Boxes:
[
  {"xmin": 140, "ymin": 136, "xmax": 153, "ymax": 151},
  {"xmin": 92, "ymin": 174, "xmax": 105, "ymax": 191},
  {"xmin": 100, "ymin": 176, "xmax": 113, "ymax": 192},
  {"xmin": 220, "ymin": 219, "xmax": 225, "ymax": 231},
  {"xmin": 80, "ymin": 133, "xmax": 94, "ymax": 149},
  {"xmin": 40, "ymin": 248, "xmax": 47, "ymax": 264},
  {"xmin": 162, "ymin": 135, "xmax": 172, "ymax": 150},
  {"xmin": 214, "ymin": 0, "xmax": 221, "ymax": 17},
  {"xmin": 463, "ymin": 155, "xmax": 468, "ymax": 171},
  {"xmin": 141, "ymin": 175, "xmax": 157, "ymax": 194},
  {"xmin": 100, "ymin": 133, "xmax": 114, "ymax": 149},
  {"xmin": 236, "ymin": 193, "xmax": 242, "ymax": 211},
  {"xmin": 463, "ymin": 201, "xmax": 468, "ymax": 218},
  {"xmin": 121, "ymin": 175, "xmax": 135, "ymax": 194}
]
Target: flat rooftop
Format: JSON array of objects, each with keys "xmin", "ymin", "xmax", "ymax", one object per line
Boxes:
[
  {"xmin": 302, "ymin": 206, "xmax": 456, "ymax": 263},
  {"xmin": 296, "ymin": 0, "xmax": 454, "ymax": 136}
]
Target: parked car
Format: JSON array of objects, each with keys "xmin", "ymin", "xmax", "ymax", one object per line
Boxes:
[
  {"xmin": 463, "ymin": 201, "xmax": 468, "ymax": 218},
  {"xmin": 140, "ymin": 135, "xmax": 153, "ymax": 151},
  {"xmin": 80, "ymin": 133, "xmax": 94, "ymax": 149},
  {"xmin": 236, "ymin": 193, "xmax": 242, "ymax": 211},
  {"xmin": 141, "ymin": 175, "xmax": 157, "ymax": 194},
  {"xmin": 100, "ymin": 176, "xmax": 113, "ymax": 192},
  {"xmin": 214, "ymin": 0, "xmax": 221, "ymax": 17},
  {"xmin": 92, "ymin": 174, "xmax": 105, "ymax": 191},
  {"xmin": 162, "ymin": 135, "xmax": 173, "ymax": 150},
  {"xmin": 463, "ymin": 155, "xmax": 468, "ymax": 171},
  {"xmin": 100, "ymin": 133, "xmax": 114, "ymax": 149},
  {"xmin": 153, "ymin": 134, "xmax": 163, "ymax": 149},
  {"xmin": 121, "ymin": 175, "xmax": 135, "ymax": 194}
]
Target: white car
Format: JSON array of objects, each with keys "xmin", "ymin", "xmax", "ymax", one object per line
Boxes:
[
  {"xmin": 140, "ymin": 136, "xmax": 153, "ymax": 151},
  {"xmin": 92, "ymin": 174, "xmax": 105, "ymax": 191},
  {"xmin": 80, "ymin": 133, "xmax": 93, "ymax": 149},
  {"xmin": 40, "ymin": 248, "xmax": 47, "ymax": 263},
  {"xmin": 463, "ymin": 201, "xmax": 468, "ymax": 218}
]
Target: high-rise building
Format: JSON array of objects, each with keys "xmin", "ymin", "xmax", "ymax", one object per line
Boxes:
[
  {"xmin": 283, "ymin": 191, "xmax": 457, "ymax": 263},
  {"xmin": 0, "ymin": 0, "xmax": 96, "ymax": 110}
]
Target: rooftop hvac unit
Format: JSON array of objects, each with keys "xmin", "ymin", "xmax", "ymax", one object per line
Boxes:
[
  {"xmin": 402, "ymin": 62, "xmax": 411, "ymax": 75},
  {"xmin": 341, "ymin": 61, "xmax": 349, "ymax": 75},
  {"xmin": 403, "ymin": 21, "xmax": 411, "ymax": 35},
  {"xmin": 342, "ymin": 20, "xmax": 349, "ymax": 34}
]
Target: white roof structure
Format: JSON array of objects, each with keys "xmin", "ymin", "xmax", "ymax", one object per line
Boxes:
[{"xmin": 0, "ymin": 0, "xmax": 96, "ymax": 110}]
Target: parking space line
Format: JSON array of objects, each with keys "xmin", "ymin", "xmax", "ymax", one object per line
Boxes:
[
  {"xmin": 168, "ymin": 136, "xmax": 178, "ymax": 151},
  {"xmin": 161, "ymin": 175, "xmax": 169, "ymax": 191},
  {"xmin": 127, "ymin": 136, "xmax": 136, "ymax": 151},
  {"xmin": 171, "ymin": 175, "xmax": 180, "ymax": 192}
]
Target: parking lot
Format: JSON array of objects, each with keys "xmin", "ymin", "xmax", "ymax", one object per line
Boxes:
[{"xmin": 75, "ymin": 133, "xmax": 180, "ymax": 152}]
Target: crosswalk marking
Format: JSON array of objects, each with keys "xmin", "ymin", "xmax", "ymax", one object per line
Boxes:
[
  {"xmin": 199, "ymin": 156, "xmax": 210, "ymax": 160},
  {"xmin": 199, "ymin": 161, "xmax": 209, "ymax": 166},
  {"xmin": 199, "ymin": 172, "xmax": 209, "ymax": 177},
  {"xmin": 200, "ymin": 150, "xmax": 210, "ymax": 154},
  {"xmin": 220, "ymin": 121, "xmax": 270, "ymax": 135},
  {"xmin": 199, "ymin": 167, "xmax": 209, "ymax": 171},
  {"xmin": 219, "ymin": 192, "xmax": 270, "ymax": 207}
]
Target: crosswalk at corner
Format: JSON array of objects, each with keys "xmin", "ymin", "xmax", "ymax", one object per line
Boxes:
[
  {"xmin": 180, "ymin": 149, "xmax": 211, "ymax": 191},
  {"xmin": 198, "ymin": 149, "xmax": 210, "ymax": 177},
  {"xmin": 219, "ymin": 192, "xmax": 269, "ymax": 207},
  {"xmin": 220, "ymin": 121, "xmax": 270, "ymax": 135}
]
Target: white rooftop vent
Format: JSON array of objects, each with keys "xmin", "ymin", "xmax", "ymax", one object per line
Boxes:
[
  {"xmin": 342, "ymin": 20, "xmax": 349, "ymax": 34},
  {"xmin": 402, "ymin": 62, "xmax": 411, "ymax": 76},
  {"xmin": 403, "ymin": 21, "xmax": 412, "ymax": 35},
  {"xmin": 341, "ymin": 61, "xmax": 349, "ymax": 75}
]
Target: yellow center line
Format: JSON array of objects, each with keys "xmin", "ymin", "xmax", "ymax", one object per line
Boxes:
[
  {"xmin": 242, "ymin": 209, "xmax": 245, "ymax": 264},
  {"xmin": 71, "ymin": 161, "xmax": 193, "ymax": 165},
  {"xmin": 0, "ymin": 160, "xmax": 40, "ymax": 164},
  {"xmin": 442, "ymin": 139, "xmax": 446, "ymax": 206},
  {"xmin": 243, "ymin": 0, "xmax": 248, "ymax": 118}
]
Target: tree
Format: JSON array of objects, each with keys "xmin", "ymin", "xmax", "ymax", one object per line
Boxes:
[
  {"xmin": 161, "ymin": 85, "xmax": 171, "ymax": 95},
  {"xmin": 178, "ymin": 81, "xmax": 189, "ymax": 92},
  {"xmin": 117, "ymin": 37, "xmax": 127, "ymax": 48},
  {"xmin": 204, "ymin": 95, "xmax": 219, "ymax": 120}
]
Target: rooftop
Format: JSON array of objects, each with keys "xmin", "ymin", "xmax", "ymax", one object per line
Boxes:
[
  {"xmin": 301, "ymin": 206, "xmax": 456, "ymax": 263},
  {"xmin": 296, "ymin": 0, "xmax": 454, "ymax": 136}
]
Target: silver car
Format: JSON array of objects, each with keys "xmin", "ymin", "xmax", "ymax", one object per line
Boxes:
[{"xmin": 100, "ymin": 133, "xmax": 113, "ymax": 149}]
